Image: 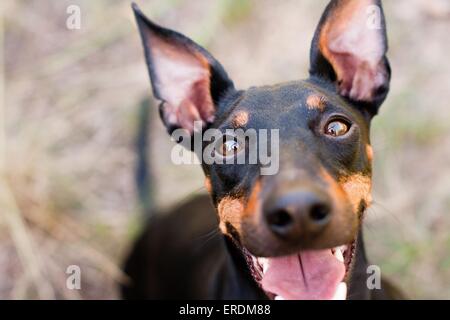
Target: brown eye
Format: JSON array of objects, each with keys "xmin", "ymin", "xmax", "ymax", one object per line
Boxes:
[
  {"xmin": 217, "ymin": 136, "xmax": 243, "ymax": 157},
  {"xmin": 325, "ymin": 120, "xmax": 350, "ymax": 137}
]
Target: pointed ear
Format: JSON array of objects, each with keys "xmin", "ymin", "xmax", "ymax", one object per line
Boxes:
[
  {"xmin": 309, "ymin": 0, "xmax": 391, "ymax": 115},
  {"xmin": 132, "ymin": 3, "xmax": 234, "ymax": 134}
]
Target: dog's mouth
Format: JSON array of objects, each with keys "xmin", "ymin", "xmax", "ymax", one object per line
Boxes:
[{"xmin": 242, "ymin": 241, "xmax": 356, "ymax": 300}]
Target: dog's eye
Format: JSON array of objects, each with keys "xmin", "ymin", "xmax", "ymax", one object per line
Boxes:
[
  {"xmin": 325, "ymin": 120, "xmax": 350, "ymax": 137},
  {"xmin": 217, "ymin": 136, "xmax": 243, "ymax": 157}
]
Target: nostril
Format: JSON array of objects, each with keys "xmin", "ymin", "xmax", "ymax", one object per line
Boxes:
[
  {"xmin": 264, "ymin": 192, "xmax": 332, "ymax": 238},
  {"xmin": 309, "ymin": 203, "xmax": 331, "ymax": 223},
  {"xmin": 267, "ymin": 209, "xmax": 293, "ymax": 228}
]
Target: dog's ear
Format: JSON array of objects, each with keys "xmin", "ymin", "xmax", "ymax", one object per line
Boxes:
[
  {"xmin": 309, "ymin": 0, "xmax": 390, "ymax": 115},
  {"xmin": 132, "ymin": 3, "xmax": 234, "ymax": 134}
]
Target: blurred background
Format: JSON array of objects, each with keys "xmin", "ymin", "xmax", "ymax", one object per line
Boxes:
[{"xmin": 1, "ymin": 0, "xmax": 450, "ymax": 299}]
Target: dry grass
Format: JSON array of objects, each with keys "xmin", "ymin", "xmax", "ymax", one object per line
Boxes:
[{"xmin": 1, "ymin": 0, "xmax": 449, "ymax": 299}]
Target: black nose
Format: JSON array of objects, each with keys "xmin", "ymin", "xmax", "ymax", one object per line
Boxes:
[{"xmin": 264, "ymin": 191, "xmax": 331, "ymax": 240}]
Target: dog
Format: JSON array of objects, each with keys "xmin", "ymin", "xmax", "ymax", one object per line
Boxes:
[{"xmin": 122, "ymin": 0, "xmax": 404, "ymax": 300}]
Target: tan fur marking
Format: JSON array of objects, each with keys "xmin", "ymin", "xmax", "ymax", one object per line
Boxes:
[
  {"xmin": 204, "ymin": 177, "xmax": 212, "ymax": 194},
  {"xmin": 339, "ymin": 174, "xmax": 372, "ymax": 211},
  {"xmin": 232, "ymin": 111, "xmax": 249, "ymax": 127},
  {"xmin": 244, "ymin": 181, "xmax": 262, "ymax": 217},
  {"xmin": 366, "ymin": 144, "xmax": 373, "ymax": 163},
  {"xmin": 306, "ymin": 94, "xmax": 326, "ymax": 110},
  {"xmin": 217, "ymin": 197, "xmax": 244, "ymax": 234}
]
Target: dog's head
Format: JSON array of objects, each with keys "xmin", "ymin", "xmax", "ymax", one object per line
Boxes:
[{"xmin": 133, "ymin": 0, "xmax": 390, "ymax": 300}]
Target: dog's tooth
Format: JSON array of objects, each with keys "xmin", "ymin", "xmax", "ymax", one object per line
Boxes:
[
  {"xmin": 334, "ymin": 248, "xmax": 344, "ymax": 263},
  {"xmin": 332, "ymin": 282, "xmax": 347, "ymax": 300},
  {"xmin": 275, "ymin": 296, "xmax": 285, "ymax": 300},
  {"xmin": 257, "ymin": 257, "xmax": 269, "ymax": 274}
]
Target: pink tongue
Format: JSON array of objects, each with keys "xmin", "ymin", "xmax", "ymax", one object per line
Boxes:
[{"xmin": 260, "ymin": 250, "xmax": 345, "ymax": 300}]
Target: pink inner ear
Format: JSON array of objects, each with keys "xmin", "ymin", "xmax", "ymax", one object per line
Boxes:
[
  {"xmin": 320, "ymin": 0, "xmax": 387, "ymax": 102},
  {"xmin": 148, "ymin": 34, "xmax": 215, "ymax": 133}
]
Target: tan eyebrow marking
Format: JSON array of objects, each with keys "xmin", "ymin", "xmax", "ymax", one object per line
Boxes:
[
  {"xmin": 306, "ymin": 94, "xmax": 327, "ymax": 110},
  {"xmin": 231, "ymin": 110, "xmax": 249, "ymax": 127}
]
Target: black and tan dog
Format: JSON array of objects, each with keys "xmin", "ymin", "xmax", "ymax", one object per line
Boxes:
[{"xmin": 122, "ymin": 0, "xmax": 404, "ymax": 299}]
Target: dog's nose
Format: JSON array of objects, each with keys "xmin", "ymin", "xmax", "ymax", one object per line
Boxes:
[{"xmin": 264, "ymin": 190, "xmax": 331, "ymax": 240}]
